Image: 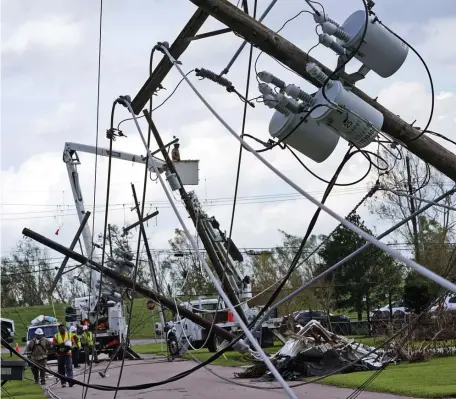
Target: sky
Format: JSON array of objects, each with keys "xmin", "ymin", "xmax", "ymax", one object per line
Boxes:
[{"xmin": 1, "ymin": 0, "xmax": 456, "ymax": 269}]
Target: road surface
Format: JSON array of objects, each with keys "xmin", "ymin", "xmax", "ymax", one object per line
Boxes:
[
  {"xmin": 43, "ymin": 357, "xmax": 421, "ymax": 399},
  {"xmin": 1, "ymin": 338, "xmax": 162, "ymax": 354}
]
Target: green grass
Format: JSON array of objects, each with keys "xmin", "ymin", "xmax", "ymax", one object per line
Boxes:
[
  {"xmin": 322, "ymin": 357, "xmax": 456, "ymax": 398},
  {"xmin": 1, "ymin": 354, "xmax": 46, "ymax": 399},
  {"xmin": 1, "ymin": 298, "xmax": 170, "ymax": 341},
  {"xmin": 133, "ymin": 342, "xmax": 282, "ymax": 367},
  {"xmin": 133, "ymin": 343, "xmax": 456, "ymax": 397}
]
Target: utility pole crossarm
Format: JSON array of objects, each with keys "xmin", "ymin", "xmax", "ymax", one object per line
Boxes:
[
  {"xmin": 131, "ymin": 8, "xmax": 209, "ymax": 114},
  {"xmin": 189, "ymin": 0, "xmax": 456, "ymax": 182}
]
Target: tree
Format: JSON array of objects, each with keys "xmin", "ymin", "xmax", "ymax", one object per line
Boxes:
[
  {"xmin": 417, "ymin": 217, "xmax": 456, "ymax": 282},
  {"xmin": 403, "ymin": 217, "xmax": 456, "ymax": 313},
  {"xmin": 161, "ymin": 228, "xmax": 216, "ymax": 297},
  {"xmin": 369, "ymin": 149, "xmax": 456, "ymax": 263},
  {"xmin": 248, "ymin": 230, "xmax": 322, "ymax": 315},
  {"xmin": 316, "ymin": 213, "xmax": 402, "ymax": 320},
  {"xmin": 97, "ymin": 224, "xmax": 149, "ymax": 287},
  {"xmin": 0, "ymin": 238, "xmax": 57, "ymax": 306},
  {"xmin": 403, "ymin": 272, "xmax": 433, "ymax": 314}
]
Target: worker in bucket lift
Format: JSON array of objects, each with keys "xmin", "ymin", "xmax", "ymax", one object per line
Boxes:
[
  {"xmin": 81, "ymin": 325, "xmax": 98, "ymax": 365},
  {"xmin": 53, "ymin": 324, "xmax": 74, "ymax": 387},
  {"xmin": 171, "ymin": 142, "xmax": 181, "ymax": 162},
  {"xmin": 25, "ymin": 328, "xmax": 51, "ymax": 385},
  {"xmin": 69, "ymin": 326, "xmax": 81, "ymax": 369}
]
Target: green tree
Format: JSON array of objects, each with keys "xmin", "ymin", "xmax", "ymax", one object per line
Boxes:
[
  {"xmin": 403, "ymin": 217, "xmax": 456, "ymax": 313},
  {"xmin": 97, "ymin": 224, "xmax": 149, "ymax": 286},
  {"xmin": 161, "ymin": 228, "xmax": 216, "ymax": 297},
  {"xmin": 403, "ymin": 272, "xmax": 433, "ymax": 314},
  {"xmin": 1, "ymin": 238, "xmax": 57, "ymax": 306},
  {"xmin": 317, "ymin": 213, "xmax": 402, "ymax": 320},
  {"xmin": 248, "ymin": 231, "xmax": 321, "ymax": 315}
]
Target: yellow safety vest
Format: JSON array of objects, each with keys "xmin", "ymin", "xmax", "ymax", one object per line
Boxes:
[
  {"xmin": 54, "ymin": 332, "xmax": 72, "ymax": 355},
  {"xmin": 81, "ymin": 331, "xmax": 93, "ymax": 347},
  {"xmin": 71, "ymin": 333, "xmax": 81, "ymax": 349}
]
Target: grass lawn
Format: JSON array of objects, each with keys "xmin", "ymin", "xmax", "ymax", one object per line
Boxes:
[
  {"xmin": 132, "ymin": 342, "xmax": 282, "ymax": 367},
  {"xmin": 323, "ymin": 357, "xmax": 456, "ymax": 398},
  {"xmin": 1, "ymin": 298, "xmax": 169, "ymax": 341},
  {"xmin": 1, "ymin": 354, "xmax": 46, "ymax": 399},
  {"xmin": 133, "ymin": 343, "xmax": 456, "ymax": 397}
]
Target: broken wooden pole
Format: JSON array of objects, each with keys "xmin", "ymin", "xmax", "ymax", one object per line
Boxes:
[{"xmin": 22, "ymin": 227, "xmax": 236, "ymax": 343}]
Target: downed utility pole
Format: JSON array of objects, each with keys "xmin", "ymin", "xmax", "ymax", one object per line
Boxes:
[
  {"xmin": 188, "ymin": 0, "xmax": 456, "ymax": 182},
  {"xmin": 131, "ymin": 9, "xmax": 209, "ymax": 114},
  {"xmin": 143, "ymin": 109, "xmax": 248, "ymax": 324},
  {"xmin": 22, "ymin": 227, "xmax": 237, "ymax": 344}
]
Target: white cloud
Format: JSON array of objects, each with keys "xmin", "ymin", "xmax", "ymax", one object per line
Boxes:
[
  {"xmin": 2, "ymin": 15, "xmax": 83, "ymax": 54},
  {"xmin": 33, "ymin": 103, "xmax": 78, "ymax": 136},
  {"xmin": 377, "ymin": 81, "xmax": 456, "ymax": 137},
  {"xmin": 2, "ymin": 2, "xmax": 456, "ymax": 266}
]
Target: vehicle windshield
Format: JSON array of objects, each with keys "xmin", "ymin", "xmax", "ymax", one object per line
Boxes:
[{"xmin": 28, "ymin": 325, "xmax": 58, "ymax": 341}]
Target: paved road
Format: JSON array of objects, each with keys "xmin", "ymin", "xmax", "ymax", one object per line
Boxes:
[
  {"xmin": 43, "ymin": 358, "xmax": 421, "ymax": 399},
  {"xmin": 1, "ymin": 338, "xmax": 162, "ymax": 354}
]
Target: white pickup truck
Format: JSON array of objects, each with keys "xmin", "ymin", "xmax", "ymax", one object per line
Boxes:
[{"xmin": 1, "ymin": 318, "xmax": 15, "ymax": 343}]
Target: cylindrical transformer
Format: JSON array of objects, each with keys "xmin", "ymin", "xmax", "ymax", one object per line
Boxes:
[
  {"xmin": 166, "ymin": 172, "xmax": 181, "ymax": 191},
  {"xmin": 310, "ymin": 81, "xmax": 383, "ymax": 148},
  {"xmin": 340, "ymin": 10, "xmax": 409, "ymax": 78},
  {"xmin": 268, "ymin": 110, "xmax": 340, "ymax": 163}
]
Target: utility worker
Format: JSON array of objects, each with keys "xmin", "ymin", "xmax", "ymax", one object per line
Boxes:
[
  {"xmin": 52, "ymin": 324, "xmax": 74, "ymax": 388},
  {"xmin": 81, "ymin": 325, "xmax": 98, "ymax": 364},
  {"xmin": 25, "ymin": 328, "xmax": 51, "ymax": 385},
  {"xmin": 69, "ymin": 326, "xmax": 81, "ymax": 369},
  {"xmin": 171, "ymin": 143, "xmax": 181, "ymax": 162}
]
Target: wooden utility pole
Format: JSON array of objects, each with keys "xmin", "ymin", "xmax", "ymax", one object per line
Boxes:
[
  {"xmin": 131, "ymin": 9, "xmax": 209, "ymax": 114},
  {"xmin": 187, "ymin": 0, "xmax": 456, "ymax": 182},
  {"xmin": 406, "ymin": 156, "xmax": 421, "ymax": 262},
  {"xmin": 22, "ymin": 228, "xmax": 236, "ymax": 343},
  {"xmin": 143, "ymin": 109, "xmax": 248, "ymax": 324}
]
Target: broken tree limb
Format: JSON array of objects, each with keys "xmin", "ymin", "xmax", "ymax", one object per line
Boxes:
[
  {"xmin": 22, "ymin": 227, "xmax": 236, "ymax": 343},
  {"xmin": 188, "ymin": 0, "xmax": 456, "ymax": 182},
  {"xmin": 131, "ymin": 8, "xmax": 209, "ymax": 114}
]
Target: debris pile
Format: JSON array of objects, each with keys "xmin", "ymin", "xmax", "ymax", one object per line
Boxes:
[
  {"xmin": 30, "ymin": 315, "xmax": 57, "ymax": 326},
  {"xmin": 236, "ymin": 320, "xmax": 394, "ymax": 381}
]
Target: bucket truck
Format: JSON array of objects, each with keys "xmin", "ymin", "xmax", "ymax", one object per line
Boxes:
[
  {"xmin": 163, "ymin": 192, "xmax": 283, "ymax": 357},
  {"xmin": 62, "ymin": 141, "xmax": 199, "ymax": 358}
]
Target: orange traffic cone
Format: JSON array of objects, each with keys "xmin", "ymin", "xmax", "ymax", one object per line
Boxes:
[{"xmin": 15, "ymin": 342, "xmax": 20, "ymax": 353}]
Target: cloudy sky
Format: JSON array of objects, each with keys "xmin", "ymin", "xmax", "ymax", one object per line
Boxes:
[{"xmin": 1, "ymin": 0, "xmax": 456, "ymax": 268}]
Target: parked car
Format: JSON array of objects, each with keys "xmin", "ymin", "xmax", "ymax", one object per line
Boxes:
[
  {"xmin": 430, "ymin": 294, "xmax": 456, "ymax": 312},
  {"xmin": 293, "ymin": 310, "xmax": 351, "ymax": 335},
  {"xmin": 371, "ymin": 300, "xmax": 410, "ymax": 318}
]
